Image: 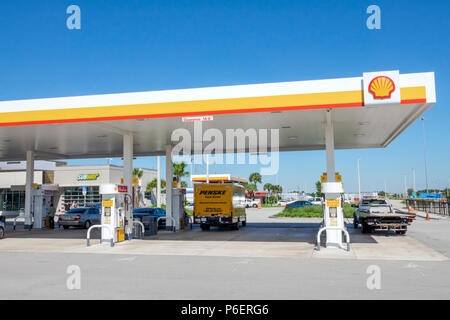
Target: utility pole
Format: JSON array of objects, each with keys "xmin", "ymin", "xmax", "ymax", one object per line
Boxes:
[
  {"xmin": 206, "ymin": 154, "xmax": 209, "ymax": 183},
  {"xmin": 357, "ymin": 158, "xmax": 361, "ymax": 200},
  {"xmin": 404, "ymin": 175, "xmax": 408, "ymax": 199},
  {"xmin": 421, "ymin": 117, "xmax": 429, "ymax": 192}
]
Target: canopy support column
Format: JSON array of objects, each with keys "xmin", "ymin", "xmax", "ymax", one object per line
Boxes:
[
  {"xmin": 24, "ymin": 150, "xmax": 34, "ymax": 230},
  {"xmin": 165, "ymin": 144, "xmax": 173, "ymax": 230},
  {"xmin": 123, "ymin": 132, "xmax": 133, "ymax": 239},
  {"xmin": 157, "ymin": 156, "xmax": 161, "ymax": 207},
  {"xmin": 323, "ymin": 110, "xmax": 343, "ymax": 248}
]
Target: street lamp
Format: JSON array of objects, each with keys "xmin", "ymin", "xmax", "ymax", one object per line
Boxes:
[
  {"xmin": 357, "ymin": 158, "xmax": 361, "ymax": 200},
  {"xmin": 421, "ymin": 117, "xmax": 429, "ymax": 193}
]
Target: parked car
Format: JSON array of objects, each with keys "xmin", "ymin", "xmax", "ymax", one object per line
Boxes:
[
  {"xmin": 58, "ymin": 207, "xmax": 100, "ymax": 229},
  {"xmin": 286, "ymin": 200, "xmax": 313, "ymax": 208},
  {"xmin": 133, "ymin": 207, "xmax": 167, "ymax": 229},
  {"xmin": 277, "ymin": 200, "xmax": 288, "ymax": 207},
  {"xmin": 310, "ymin": 197, "xmax": 323, "ymax": 206},
  {"xmin": 244, "ymin": 199, "xmax": 259, "ymax": 208},
  {"xmin": 0, "ymin": 216, "xmax": 5, "ymax": 239}
]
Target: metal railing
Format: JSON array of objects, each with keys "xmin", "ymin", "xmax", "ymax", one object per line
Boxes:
[
  {"xmin": 157, "ymin": 216, "xmax": 176, "ymax": 232},
  {"xmin": 132, "ymin": 220, "xmax": 145, "ymax": 239},
  {"xmin": 87, "ymin": 224, "xmax": 114, "ymax": 247},
  {"xmin": 316, "ymin": 226, "xmax": 351, "ymax": 252},
  {"xmin": 406, "ymin": 199, "xmax": 449, "ymax": 216}
]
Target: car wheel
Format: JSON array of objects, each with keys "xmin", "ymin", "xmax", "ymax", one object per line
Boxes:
[
  {"xmin": 63, "ymin": 226, "xmax": 69, "ymax": 230},
  {"xmin": 242, "ymin": 220, "xmax": 247, "ymax": 227},
  {"xmin": 0, "ymin": 227, "xmax": 4, "ymax": 239},
  {"xmin": 84, "ymin": 220, "xmax": 91, "ymax": 229},
  {"xmin": 361, "ymin": 222, "xmax": 370, "ymax": 234},
  {"xmin": 253, "ymin": 204, "xmax": 258, "ymax": 208}
]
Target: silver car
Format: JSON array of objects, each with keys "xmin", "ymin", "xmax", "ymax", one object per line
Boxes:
[{"xmin": 58, "ymin": 207, "xmax": 101, "ymax": 229}]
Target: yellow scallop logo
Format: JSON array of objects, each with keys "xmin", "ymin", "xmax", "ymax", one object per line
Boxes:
[{"xmin": 368, "ymin": 76, "xmax": 395, "ymax": 99}]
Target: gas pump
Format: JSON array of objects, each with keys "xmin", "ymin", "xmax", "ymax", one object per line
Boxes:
[
  {"xmin": 99, "ymin": 184, "xmax": 129, "ymax": 244},
  {"xmin": 32, "ymin": 188, "xmax": 52, "ymax": 229},
  {"xmin": 321, "ymin": 181, "xmax": 346, "ymax": 248},
  {"xmin": 170, "ymin": 188, "xmax": 185, "ymax": 230}
]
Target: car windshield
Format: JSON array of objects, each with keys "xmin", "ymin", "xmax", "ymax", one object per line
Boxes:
[
  {"xmin": 66, "ymin": 208, "xmax": 88, "ymax": 214},
  {"xmin": 134, "ymin": 208, "xmax": 155, "ymax": 214},
  {"xmin": 362, "ymin": 200, "xmax": 388, "ymax": 205}
]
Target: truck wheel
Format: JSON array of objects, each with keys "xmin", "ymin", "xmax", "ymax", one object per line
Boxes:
[
  {"xmin": 200, "ymin": 224, "xmax": 210, "ymax": 231},
  {"xmin": 63, "ymin": 226, "xmax": 69, "ymax": 230},
  {"xmin": 353, "ymin": 216, "xmax": 358, "ymax": 229},
  {"xmin": 396, "ymin": 230, "xmax": 406, "ymax": 235},
  {"xmin": 361, "ymin": 222, "xmax": 370, "ymax": 234},
  {"xmin": 242, "ymin": 220, "xmax": 247, "ymax": 227},
  {"xmin": 232, "ymin": 222, "xmax": 240, "ymax": 230},
  {"xmin": 0, "ymin": 227, "xmax": 4, "ymax": 239}
]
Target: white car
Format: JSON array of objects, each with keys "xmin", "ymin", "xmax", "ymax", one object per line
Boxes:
[
  {"xmin": 310, "ymin": 197, "xmax": 323, "ymax": 206},
  {"xmin": 245, "ymin": 199, "xmax": 259, "ymax": 208},
  {"xmin": 277, "ymin": 201, "xmax": 288, "ymax": 207}
]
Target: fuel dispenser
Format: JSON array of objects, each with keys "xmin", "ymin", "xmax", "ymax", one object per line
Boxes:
[
  {"xmin": 99, "ymin": 184, "xmax": 129, "ymax": 244},
  {"xmin": 321, "ymin": 181, "xmax": 347, "ymax": 249}
]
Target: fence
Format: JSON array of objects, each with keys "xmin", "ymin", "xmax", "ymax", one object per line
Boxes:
[{"xmin": 407, "ymin": 199, "xmax": 449, "ymax": 216}]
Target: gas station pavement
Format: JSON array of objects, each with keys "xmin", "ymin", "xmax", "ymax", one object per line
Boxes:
[{"xmin": 1, "ymin": 208, "xmax": 450, "ymax": 299}]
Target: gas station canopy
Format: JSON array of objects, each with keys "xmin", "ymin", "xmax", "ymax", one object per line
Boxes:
[{"xmin": 0, "ymin": 71, "xmax": 435, "ymax": 160}]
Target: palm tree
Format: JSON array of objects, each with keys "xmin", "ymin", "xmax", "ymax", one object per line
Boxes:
[
  {"xmin": 263, "ymin": 183, "xmax": 273, "ymax": 194},
  {"xmin": 272, "ymin": 185, "xmax": 283, "ymax": 200},
  {"xmin": 244, "ymin": 182, "xmax": 258, "ymax": 199},
  {"xmin": 133, "ymin": 168, "xmax": 143, "ymax": 180},
  {"xmin": 249, "ymin": 172, "xmax": 262, "ymax": 190},
  {"xmin": 146, "ymin": 178, "xmax": 166, "ymax": 191},
  {"xmin": 173, "ymin": 162, "xmax": 189, "ymax": 188},
  {"xmin": 132, "ymin": 168, "xmax": 144, "ymax": 208}
]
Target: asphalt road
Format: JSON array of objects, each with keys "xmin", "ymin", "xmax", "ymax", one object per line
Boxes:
[{"xmin": 0, "ymin": 208, "xmax": 449, "ymax": 299}]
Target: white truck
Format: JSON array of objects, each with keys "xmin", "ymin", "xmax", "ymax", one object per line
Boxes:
[{"xmin": 353, "ymin": 198, "xmax": 415, "ymax": 234}]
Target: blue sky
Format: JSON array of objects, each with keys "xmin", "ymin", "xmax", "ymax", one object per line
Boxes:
[{"xmin": 0, "ymin": 0, "xmax": 448, "ymax": 193}]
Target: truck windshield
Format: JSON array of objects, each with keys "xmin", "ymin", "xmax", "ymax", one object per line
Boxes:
[{"xmin": 362, "ymin": 200, "xmax": 387, "ymax": 205}]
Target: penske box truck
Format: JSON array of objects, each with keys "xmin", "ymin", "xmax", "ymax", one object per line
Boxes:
[{"xmin": 194, "ymin": 183, "xmax": 246, "ymax": 230}]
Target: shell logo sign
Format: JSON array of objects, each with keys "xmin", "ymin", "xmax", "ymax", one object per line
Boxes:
[
  {"xmin": 363, "ymin": 71, "xmax": 401, "ymax": 106},
  {"xmin": 368, "ymin": 76, "xmax": 395, "ymax": 99}
]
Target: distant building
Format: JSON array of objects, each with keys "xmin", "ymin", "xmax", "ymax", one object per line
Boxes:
[{"xmin": 0, "ymin": 161, "xmax": 157, "ymax": 216}]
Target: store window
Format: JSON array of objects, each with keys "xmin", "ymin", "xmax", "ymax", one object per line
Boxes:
[
  {"xmin": 0, "ymin": 189, "xmax": 25, "ymax": 212},
  {"xmin": 63, "ymin": 186, "xmax": 100, "ymax": 208}
]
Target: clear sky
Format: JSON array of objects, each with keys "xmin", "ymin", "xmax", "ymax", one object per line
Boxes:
[{"xmin": 0, "ymin": 0, "xmax": 448, "ymax": 193}]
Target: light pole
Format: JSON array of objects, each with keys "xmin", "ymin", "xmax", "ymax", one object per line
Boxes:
[
  {"xmin": 357, "ymin": 158, "xmax": 361, "ymax": 201},
  {"xmin": 412, "ymin": 168, "xmax": 416, "ymax": 192},
  {"xmin": 421, "ymin": 117, "xmax": 429, "ymax": 193},
  {"xmin": 404, "ymin": 175, "xmax": 408, "ymax": 199}
]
